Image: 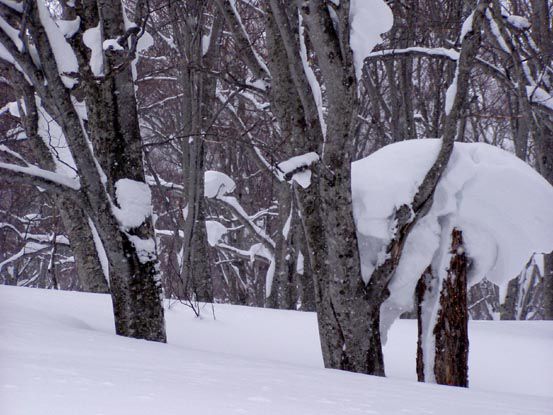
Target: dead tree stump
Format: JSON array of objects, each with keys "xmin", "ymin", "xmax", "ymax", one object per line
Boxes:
[{"xmin": 416, "ymin": 228, "xmax": 469, "ymax": 387}]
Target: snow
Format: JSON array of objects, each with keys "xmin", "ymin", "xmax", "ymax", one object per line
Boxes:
[
  {"xmin": 352, "ymin": 139, "xmax": 553, "ymax": 338},
  {"xmin": 444, "ymin": 68, "xmax": 458, "ymax": 115},
  {"xmin": 201, "ymin": 33, "xmax": 211, "ymax": 56},
  {"xmin": 486, "ymin": 10, "xmax": 511, "ymax": 53},
  {"xmin": 204, "ymin": 170, "xmax": 236, "ymax": 198},
  {"xmin": 0, "ymin": 160, "xmax": 81, "ymax": 190},
  {"xmin": 112, "ymin": 178, "xmax": 152, "ymax": 230},
  {"xmin": 299, "ymin": 13, "xmax": 326, "ymax": 137},
  {"xmin": 282, "ymin": 206, "xmax": 292, "ymax": 239},
  {"xmin": 137, "ymin": 31, "xmax": 154, "ymax": 53},
  {"xmin": 58, "ymin": 17, "xmax": 81, "ymax": 38},
  {"xmin": 506, "ymin": 15, "xmax": 530, "ymax": 30},
  {"xmin": 460, "ymin": 11, "xmax": 474, "ymax": 42},
  {"xmin": 0, "ymin": 286, "xmax": 552, "ymax": 415},
  {"xmin": 88, "ymin": 218, "xmax": 109, "ymax": 282},
  {"xmin": 0, "ymin": 15, "xmax": 23, "ymax": 51},
  {"xmin": 368, "ymin": 46, "xmax": 459, "ymax": 61},
  {"xmin": 36, "ymin": 0, "xmax": 79, "ymax": 88},
  {"xmin": 102, "ymin": 39, "xmax": 124, "ymax": 51},
  {"xmin": 0, "ymin": 0, "xmax": 23, "ymax": 12},
  {"xmin": 127, "ymin": 235, "xmax": 156, "ymax": 264},
  {"xmin": 82, "ymin": 24, "xmax": 104, "ymax": 76},
  {"xmin": 205, "ymin": 220, "xmax": 229, "ymax": 247},
  {"xmin": 527, "ymin": 86, "xmax": 553, "ymax": 111},
  {"xmin": 349, "ymin": 0, "xmax": 393, "ymax": 81},
  {"xmin": 278, "ymin": 152, "xmax": 319, "ymax": 174}
]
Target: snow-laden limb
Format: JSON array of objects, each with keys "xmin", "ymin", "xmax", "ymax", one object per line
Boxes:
[
  {"xmin": 58, "ymin": 17, "xmax": 81, "ymax": 38},
  {"xmin": 349, "ymin": 0, "xmax": 393, "ymax": 81},
  {"xmin": 204, "ymin": 170, "xmax": 236, "ymax": 198},
  {"xmin": 145, "ymin": 175, "xmax": 184, "ymax": 191},
  {"xmin": 216, "ymin": 195, "xmax": 275, "ymax": 252},
  {"xmin": 0, "ymin": 241, "xmax": 50, "ymax": 273},
  {"xmin": 215, "ymin": 0, "xmax": 269, "ymax": 83},
  {"xmin": 215, "ymin": 242, "xmax": 271, "ymax": 264},
  {"xmin": 205, "ymin": 220, "xmax": 229, "ymax": 247},
  {"xmin": 0, "ymin": 160, "xmax": 81, "ymax": 190},
  {"xmin": 112, "ymin": 179, "xmax": 153, "ymax": 230},
  {"xmin": 204, "ymin": 169, "xmax": 276, "ymax": 296},
  {"xmin": 485, "ymin": 9, "xmax": 511, "ymax": 53},
  {"xmin": 36, "ymin": 0, "xmax": 79, "ymax": 88},
  {"xmin": 0, "ymin": 222, "xmax": 69, "ymax": 246},
  {"xmin": 367, "ymin": 47, "xmax": 460, "ymax": 61},
  {"xmin": 277, "ymin": 152, "xmax": 319, "ymax": 188},
  {"xmin": 505, "ymin": 14, "xmax": 530, "ymax": 30},
  {"xmin": 213, "ymin": 193, "xmax": 277, "ymax": 297},
  {"xmin": 0, "ymin": 1, "xmax": 23, "ymax": 13},
  {"xmin": 460, "ymin": 11, "xmax": 475, "ymax": 42},
  {"xmin": 298, "ymin": 12, "xmax": 326, "ymax": 138},
  {"xmin": 0, "ymin": 14, "xmax": 23, "ymax": 51},
  {"xmin": 88, "ymin": 218, "xmax": 109, "ymax": 283},
  {"xmin": 352, "ymin": 140, "xmax": 553, "ymax": 341},
  {"xmin": 527, "ymin": 86, "xmax": 553, "ymax": 112}
]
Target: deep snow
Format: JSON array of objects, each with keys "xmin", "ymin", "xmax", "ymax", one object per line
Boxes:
[{"xmin": 1, "ymin": 286, "xmax": 551, "ymax": 414}]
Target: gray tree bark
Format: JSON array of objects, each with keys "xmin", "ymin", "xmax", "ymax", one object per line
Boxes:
[
  {"xmin": 12, "ymin": 76, "xmax": 109, "ymax": 294},
  {"xmin": 0, "ymin": 1, "xmax": 167, "ymax": 341}
]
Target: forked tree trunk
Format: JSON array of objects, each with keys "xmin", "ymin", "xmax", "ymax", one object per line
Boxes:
[{"xmin": 416, "ymin": 228, "xmax": 469, "ymax": 387}]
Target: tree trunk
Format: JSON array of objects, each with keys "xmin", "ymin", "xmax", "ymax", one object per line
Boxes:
[
  {"xmin": 58, "ymin": 200, "xmax": 109, "ymax": 293},
  {"xmin": 417, "ymin": 229, "xmax": 469, "ymax": 387}
]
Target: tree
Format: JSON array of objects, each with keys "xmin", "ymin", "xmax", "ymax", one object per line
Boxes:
[{"xmin": 0, "ymin": 0, "xmax": 165, "ymax": 341}]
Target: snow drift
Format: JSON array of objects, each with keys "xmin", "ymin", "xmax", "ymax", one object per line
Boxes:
[{"xmin": 1, "ymin": 286, "xmax": 551, "ymax": 415}]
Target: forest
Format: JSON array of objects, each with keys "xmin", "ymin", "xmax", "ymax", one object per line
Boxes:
[{"xmin": 0, "ymin": 0, "xmax": 552, "ymax": 413}]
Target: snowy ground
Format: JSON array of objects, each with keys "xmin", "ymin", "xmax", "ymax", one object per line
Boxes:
[{"xmin": 1, "ymin": 286, "xmax": 551, "ymax": 414}]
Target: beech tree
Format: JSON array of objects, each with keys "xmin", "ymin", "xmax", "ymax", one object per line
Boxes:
[{"xmin": 0, "ymin": 0, "xmax": 165, "ymax": 341}]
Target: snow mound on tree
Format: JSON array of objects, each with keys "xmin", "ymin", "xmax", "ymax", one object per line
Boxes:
[
  {"xmin": 204, "ymin": 170, "xmax": 236, "ymax": 198},
  {"xmin": 113, "ymin": 179, "xmax": 152, "ymax": 230},
  {"xmin": 352, "ymin": 139, "xmax": 553, "ymax": 337},
  {"xmin": 206, "ymin": 220, "xmax": 228, "ymax": 247}
]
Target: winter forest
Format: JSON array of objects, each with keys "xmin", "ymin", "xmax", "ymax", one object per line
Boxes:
[{"xmin": 0, "ymin": 0, "xmax": 552, "ymax": 413}]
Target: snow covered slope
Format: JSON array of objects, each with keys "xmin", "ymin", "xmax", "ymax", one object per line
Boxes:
[{"xmin": 1, "ymin": 286, "xmax": 552, "ymax": 414}]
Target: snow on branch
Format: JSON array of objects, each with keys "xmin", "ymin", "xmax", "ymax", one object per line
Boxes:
[
  {"xmin": 0, "ymin": 1, "xmax": 23, "ymax": 13},
  {"xmin": 0, "ymin": 242, "xmax": 51, "ymax": 273},
  {"xmin": 215, "ymin": 195, "xmax": 275, "ymax": 253},
  {"xmin": 0, "ymin": 160, "xmax": 81, "ymax": 191},
  {"xmin": 367, "ymin": 47, "xmax": 460, "ymax": 61},
  {"xmin": 277, "ymin": 152, "xmax": 319, "ymax": 188},
  {"xmin": 526, "ymin": 86, "xmax": 553, "ymax": 112},
  {"xmin": 0, "ymin": 222, "xmax": 69, "ymax": 246}
]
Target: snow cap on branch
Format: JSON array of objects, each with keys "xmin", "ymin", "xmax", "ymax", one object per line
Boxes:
[
  {"xmin": 349, "ymin": 0, "xmax": 393, "ymax": 81},
  {"xmin": 204, "ymin": 170, "xmax": 236, "ymax": 198},
  {"xmin": 277, "ymin": 152, "xmax": 319, "ymax": 189}
]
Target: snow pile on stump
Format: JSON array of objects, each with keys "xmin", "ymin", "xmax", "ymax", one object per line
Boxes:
[{"xmin": 352, "ymin": 139, "xmax": 553, "ymax": 337}]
